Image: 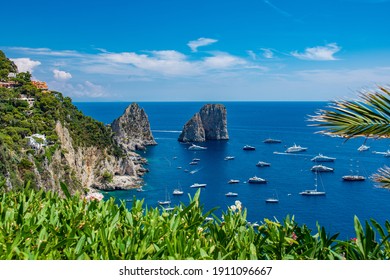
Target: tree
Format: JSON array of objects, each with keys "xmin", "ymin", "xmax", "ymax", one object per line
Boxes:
[{"xmin": 311, "ymin": 86, "xmax": 390, "ymax": 188}]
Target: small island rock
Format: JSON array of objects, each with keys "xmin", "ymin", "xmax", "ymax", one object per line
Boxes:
[{"xmin": 178, "ymin": 104, "xmax": 229, "ymax": 142}]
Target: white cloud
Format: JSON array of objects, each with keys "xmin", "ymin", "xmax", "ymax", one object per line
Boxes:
[
  {"xmin": 261, "ymin": 48, "xmax": 274, "ymax": 59},
  {"xmin": 53, "ymin": 69, "xmax": 72, "ymax": 81},
  {"xmin": 187, "ymin": 37, "xmax": 218, "ymax": 52},
  {"xmin": 202, "ymin": 53, "xmax": 247, "ymax": 69},
  {"xmin": 10, "ymin": 58, "xmax": 41, "ymax": 73},
  {"xmin": 291, "ymin": 43, "xmax": 341, "ymax": 61}
]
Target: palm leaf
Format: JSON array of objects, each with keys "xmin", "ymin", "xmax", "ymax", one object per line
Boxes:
[{"xmin": 310, "ymin": 87, "xmax": 390, "ymax": 138}]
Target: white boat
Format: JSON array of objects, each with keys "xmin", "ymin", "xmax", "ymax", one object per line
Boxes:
[
  {"xmin": 265, "ymin": 197, "xmax": 279, "ymax": 203},
  {"xmin": 228, "ymin": 179, "xmax": 240, "ymax": 184},
  {"xmin": 358, "ymin": 144, "xmax": 370, "ymax": 152},
  {"xmin": 256, "ymin": 161, "xmax": 271, "ymax": 167},
  {"xmin": 136, "ymin": 187, "xmax": 145, "ymax": 192},
  {"xmin": 158, "ymin": 189, "xmax": 171, "ymax": 205},
  {"xmin": 263, "ymin": 138, "xmax": 282, "ymax": 144},
  {"xmin": 247, "ymin": 176, "xmax": 267, "ymax": 184},
  {"xmin": 188, "ymin": 144, "xmax": 207, "ymax": 150},
  {"xmin": 342, "ymin": 175, "xmax": 366, "ymax": 181},
  {"xmin": 311, "ymin": 164, "xmax": 334, "ymax": 172},
  {"xmin": 225, "ymin": 192, "xmax": 238, "ymax": 197},
  {"xmin": 299, "ymin": 172, "xmax": 326, "ymax": 196},
  {"xmin": 172, "ymin": 188, "xmax": 184, "ymax": 195},
  {"xmin": 192, "ymin": 158, "xmax": 201, "ymax": 162},
  {"xmin": 189, "ymin": 161, "xmax": 198, "ymax": 165},
  {"xmin": 285, "ymin": 143, "xmax": 307, "ymax": 153},
  {"xmin": 190, "ymin": 183, "xmax": 207, "ymax": 188},
  {"xmin": 243, "ymin": 145, "xmax": 256, "ymax": 150},
  {"xmin": 311, "ymin": 154, "xmax": 336, "ymax": 162},
  {"xmin": 265, "ymin": 191, "xmax": 279, "ymax": 203},
  {"xmin": 224, "ymin": 156, "xmax": 235, "ymax": 160}
]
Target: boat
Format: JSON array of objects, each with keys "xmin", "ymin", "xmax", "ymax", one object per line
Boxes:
[
  {"xmin": 228, "ymin": 179, "xmax": 240, "ymax": 184},
  {"xmin": 189, "ymin": 161, "xmax": 198, "ymax": 165},
  {"xmin": 265, "ymin": 197, "xmax": 279, "ymax": 203},
  {"xmin": 192, "ymin": 158, "xmax": 201, "ymax": 162},
  {"xmin": 243, "ymin": 145, "xmax": 256, "ymax": 150},
  {"xmin": 358, "ymin": 144, "xmax": 370, "ymax": 152},
  {"xmin": 190, "ymin": 183, "xmax": 207, "ymax": 188},
  {"xmin": 172, "ymin": 188, "xmax": 184, "ymax": 195},
  {"xmin": 263, "ymin": 138, "xmax": 282, "ymax": 144},
  {"xmin": 311, "ymin": 164, "xmax": 334, "ymax": 172},
  {"xmin": 299, "ymin": 171, "xmax": 326, "ymax": 196},
  {"xmin": 311, "ymin": 153, "xmax": 336, "ymax": 162},
  {"xmin": 342, "ymin": 159, "xmax": 366, "ymax": 181},
  {"xmin": 225, "ymin": 192, "xmax": 238, "ymax": 197},
  {"xmin": 158, "ymin": 189, "xmax": 171, "ymax": 205},
  {"xmin": 224, "ymin": 156, "xmax": 235, "ymax": 160},
  {"xmin": 285, "ymin": 143, "xmax": 307, "ymax": 153},
  {"xmin": 256, "ymin": 161, "xmax": 271, "ymax": 167},
  {"xmin": 188, "ymin": 144, "xmax": 207, "ymax": 150},
  {"xmin": 247, "ymin": 176, "xmax": 267, "ymax": 184},
  {"xmin": 265, "ymin": 191, "xmax": 279, "ymax": 203},
  {"xmin": 342, "ymin": 175, "xmax": 366, "ymax": 181},
  {"xmin": 136, "ymin": 187, "xmax": 144, "ymax": 192}
]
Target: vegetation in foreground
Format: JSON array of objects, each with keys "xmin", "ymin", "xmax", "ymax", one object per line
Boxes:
[{"xmin": 1, "ymin": 183, "xmax": 389, "ymax": 260}]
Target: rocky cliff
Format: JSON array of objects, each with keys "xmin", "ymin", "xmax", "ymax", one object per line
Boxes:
[
  {"xmin": 111, "ymin": 103, "xmax": 157, "ymax": 152},
  {"xmin": 178, "ymin": 104, "xmax": 229, "ymax": 142}
]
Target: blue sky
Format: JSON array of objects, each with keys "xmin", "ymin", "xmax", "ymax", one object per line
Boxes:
[{"xmin": 1, "ymin": 0, "xmax": 390, "ymax": 101}]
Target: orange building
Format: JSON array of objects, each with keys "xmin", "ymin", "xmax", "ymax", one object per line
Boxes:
[{"xmin": 31, "ymin": 80, "xmax": 48, "ymax": 90}]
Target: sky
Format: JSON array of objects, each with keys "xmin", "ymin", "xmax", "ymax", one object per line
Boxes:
[{"xmin": 1, "ymin": 0, "xmax": 390, "ymax": 101}]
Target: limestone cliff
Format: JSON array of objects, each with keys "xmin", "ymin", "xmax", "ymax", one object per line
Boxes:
[
  {"xmin": 178, "ymin": 104, "xmax": 229, "ymax": 142},
  {"xmin": 111, "ymin": 103, "xmax": 157, "ymax": 152}
]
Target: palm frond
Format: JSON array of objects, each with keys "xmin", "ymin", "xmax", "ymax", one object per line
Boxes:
[
  {"xmin": 310, "ymin": 86, "xmax": 390, "ymax": 138},
  {"xmin": 371, "ymin": 166, "xmax": 390, "ymax": 189}
]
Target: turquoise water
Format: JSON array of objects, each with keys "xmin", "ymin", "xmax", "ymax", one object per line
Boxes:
[{"xmin": 75, "ymin": 102, "xmax": 390, "ymax": 239}]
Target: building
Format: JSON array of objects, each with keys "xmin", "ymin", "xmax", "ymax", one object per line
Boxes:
[
  {"xmin": 26, "ymin": 134, "xmax": 47, "ymax": 150},
  {"xmin": 31, "ymin": 80, "xmax": 48, "ymax": 90}
]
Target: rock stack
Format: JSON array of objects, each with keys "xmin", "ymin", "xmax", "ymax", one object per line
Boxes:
[
  {"xmin": 111, "ymin": 103, "xmax": 157, "ymax": 151},
  {"xmin": 178, "ymin": 104, "xmax": 229, "ymax": 142}
]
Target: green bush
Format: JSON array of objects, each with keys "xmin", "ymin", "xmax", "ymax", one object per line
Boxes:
[{"xmin": 1, "ymin": 186, "xmax": 390, "ymax": 260}]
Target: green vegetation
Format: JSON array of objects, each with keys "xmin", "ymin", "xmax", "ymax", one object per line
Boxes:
[
  {"xmin": 0, "ymin": 186, "xmax": 389, "ymax": 260},
  {"xmin": 0, "ymin": 50, "xmax": 123, "ymax": 190},
  {"xmin": 312, "ymin": 86, "xmax": 390, "ymax": 188}
]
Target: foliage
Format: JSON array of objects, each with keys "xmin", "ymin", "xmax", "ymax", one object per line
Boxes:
[
  {"xmin": 1, "ymin": 186, "xmax": 390, "ymax": 260},
  {"xmin": 311, "ymin": 86, "xmax": 390, "ymax": 188}
]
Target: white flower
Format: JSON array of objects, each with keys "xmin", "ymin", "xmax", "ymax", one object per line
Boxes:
[
  {"xmin": 230, "ymin": 205, "xmax": 237, "ymax": 212},
  {"xmin": 235, "ymin": 200, "xmax": 242, "ymax": 211}
]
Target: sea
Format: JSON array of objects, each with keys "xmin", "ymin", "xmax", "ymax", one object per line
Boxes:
[{"xmin": 75, "ymin": 101, "xmax": 390, "ymax": 239}]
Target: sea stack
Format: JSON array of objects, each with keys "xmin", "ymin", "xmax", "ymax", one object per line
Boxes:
[
  {"xmin": 178, "ymin": 104, "xmax": 229, "ymax": 142},
  {"xmin": 111, "ymin": 103, "xmax": 157, "ymax": 151}
]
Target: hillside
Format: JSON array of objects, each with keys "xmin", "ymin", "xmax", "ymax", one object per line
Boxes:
[{"xmin": 0, "ymin": 50, "xmax": 147, "ymax": 195}]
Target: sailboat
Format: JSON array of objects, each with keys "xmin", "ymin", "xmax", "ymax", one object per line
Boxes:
[
  {"xmin": 299, "ymin": 171, "xmax": 326, "ymax": 196},
  {"xmin": 172, "ymin": 182, "xmax": 184, "ymax": 195},
  {"xmin": 265, "ymin": 190, "xmax": 279, "ymax": 203},
  {"xmin": 158, "ymin": 188, "xmax": 171, "ymax": 205},
  {"xmin": 342, "ymin": 159, "xmax": 366, "ymax": 181}
]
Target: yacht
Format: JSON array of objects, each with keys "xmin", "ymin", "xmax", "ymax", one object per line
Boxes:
[
  {"xmin": 247, "ymin": 176, "xmax": 267, "ymax": 184},
  {"xmin": 263, "ymin": 138, "xmax": 282, "ymax": 144},
  {"xmin": 189, "ymin": 161, "xmax": 198, "ymax": 165},
  {"xmin": 224, "ymin": 156, "xmax": 235, "ymax": 160},
  {"xmin": 285, "ymin": 144, "xmax": 307, "ymax": 153},
  {"xmin": 228, "ymin": 179, "xmax": 240, "ymax": 184},
  {"xmin": 158, "ymin": 189, "xmax": 171, "ymax": 205},
  {"xmin": 342, "ymin": 175, "xmax": 366, "ymax": 181},
  {"xmin": 243, "ymin": 145, "xmax": 256, "ymax": 151},
  {"xmin": 311, "ymin": 154, "xmax": 336, "ymax": 162},
  {"xmin": 190, "ymin": 183, "xmax": 207, "ymax": 188},
  {"xmin": 172, "ymin": 188, "xmax": 184, "ymax": 195},
  {"xmin": 256, "ymin": 161, "xmax": 271, "ymax": 167},
  {"xmin": 299, "ymin": 172, "xmax": 326, "ymax": 196},
  {"xmin": 192, "ymin": 158, "xmax": 201, "ymax": 162},
  {"xmin": 188, "ymin": 144, "xmax": 207, "ymax": 150},
  {"xmin": 311, "ymin": 164, "xmax": 334, "ymax": 172},
  {"xmin": 136, "ymin": 187, "xmax": 144, "ymax": 192},
  {"xmin": 265, "ymin": 197, "xmax": 279, "ymax": 203},
  {"xmin": 357, "ymin": 144, "xmax": 370, "ymax": 152},
  {"xmin": 225, "ymin": 192, "xmax": 238, "ymax": 197}
]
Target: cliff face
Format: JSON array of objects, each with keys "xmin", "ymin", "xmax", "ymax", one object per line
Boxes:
[
  {"xmin": 111, "ymin": 103, "xmax": 157, "ymax": 152},
  {"xmin": 178, "ymin": 104, "xmax": 229, "ymax": 142}
]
